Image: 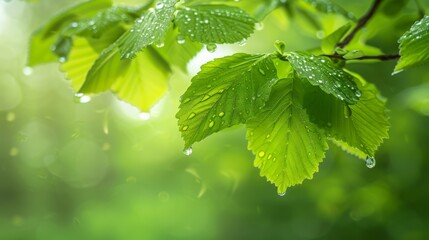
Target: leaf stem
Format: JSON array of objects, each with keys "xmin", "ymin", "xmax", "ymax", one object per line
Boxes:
[
  {"xmin": 337, "ymin": 0, "xmax": 383, "ymax": 48},
  {"xmin": 414, "ymin": 0, "xmax": 426, "ymax": 19},
  {"xmin": 323, "ymin": 53, "xmax": 400, "ymax": 61}
]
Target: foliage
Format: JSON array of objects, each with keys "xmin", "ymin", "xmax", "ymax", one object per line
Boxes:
[{"xmin": 27, "ymin": 0, "xmax": 429, "ymax": 193}]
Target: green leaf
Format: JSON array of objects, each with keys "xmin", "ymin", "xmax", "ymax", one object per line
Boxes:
[
  {"xmin": 117, "ymin": 0, "xmax": 177, "ymax": 59},
  {"xmin": 154, "ymin": 28, "xmax": 203, "ymax": 72},
  {"xmin": 61, "ymin": 6, "xmax": 139, "ymax": 38},
  {"xmin": 176, "ymin": 53, "xmax": 277, "ymax": 149},
  {"xmin": 79, "ymin": 44, "xmax": 171, "ymax": 112},
  {"xmin": 27, "ymin": 0, "xmax": 112, "ymax": 66},
  {"xmin": 321, "ymin": 23, "xmax": 351, "ymax": 54},
  {"xmin": 175, "ymin": 4, "xmax": 255, "ymax": 44},
  {"xmin": 342, "ymin": 49, "xmax": 365, "ymax": 59},
  {"xmin": 246, "ymin": 78, "xmax": 328, "ymax": 194},
  {"xmin": 395, "ymin": 15, "xmax": 429, "ymax": 73},
  {"xmin": 60, "ymin": 27, "xmax": 124, "ymax": 91},
  {"xmin": 286, "ymin": 52, "xmax": 361, "ymax": 104},
  {"xmin": 303, "ymin": 72, "xmax": 389, "ymax": 159},
  {"xmin": 300, "ymin": 0, "xmax": 356, "ymax": 20}
]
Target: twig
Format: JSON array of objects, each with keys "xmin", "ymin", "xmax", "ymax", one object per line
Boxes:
[
  {"xmin": 337, "ymin": 0, "xmax": 383, "ymax": 48},
  {"xmin": 323, "ymin": 53, "xmax": 400, "ymax": 61}
]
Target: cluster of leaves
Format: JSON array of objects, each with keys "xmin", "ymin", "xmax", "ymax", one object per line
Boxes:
[{"xmin": 28, "ymin": 0, "xmax": 429, "ymax": 194}]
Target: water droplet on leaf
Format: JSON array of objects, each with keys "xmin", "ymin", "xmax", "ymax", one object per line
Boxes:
[
  {"xmin": 278, "ymin": 191, "xmax": 286, "ymax": 197},
  {"xmin": 155, "ymin": 2, "xmax": 164, "ymax": 9},
  {"xmin": 208, "ymin": 121, "xmax": 214, "ymax": 128},
  {"xmin": 258, "ymin": 151, "xmax": 265, "ymax": 157},
  {"xmin": 176, "ymin": 35, "xmax": 186, "ymax": 44}
]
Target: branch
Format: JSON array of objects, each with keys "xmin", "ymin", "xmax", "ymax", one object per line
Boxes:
[
  {"xmin": 323, "ymin": 53, "xmax": 400, "ymax": 61},
  {"xmin": 337, "ymin": 0, "xmax": 383, "ymax": 48}
]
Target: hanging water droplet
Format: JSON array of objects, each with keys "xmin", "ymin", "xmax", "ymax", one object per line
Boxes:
[
  {"xmin": 155, "ymin": 42, "xmax": 165, "ymax": 48},
  {"xmin": 184, "ymin": 147, "xmax": 193, "ymax": 156},
  {"xmin": 238, "ymin": 38, "xmax": 247, "ymax": 46},
  {"xmin": 176, "ymin": 34, "xmax": 186, "ymax": 44},
  {"xmin": 278, "ymin": 191, "xmax": 286, "ymax": 197},
  {"xmin": 365, "ymin": 156, "xmax": 376, "ymax": 168},
  {"xmin": 255, "ymin": 22, "xmax": 264, "ymax": 31},
  {"xmin": 22, "ymin": 66, "xmax": 33, "ymax": 76},
  {"xmin": 139, "ymin": 112, "xmax": 151, "ymax": 120},
  {"xmin": 59, "ymin": 57, "xmax": 67, "ymax": 63},
  {"xmin": 74, "ymin": 93, "xmax": 91, "ymax": 103},
  {"xmin": 206, "ymin": 43, "xmax": 217, "ymax": 53}
]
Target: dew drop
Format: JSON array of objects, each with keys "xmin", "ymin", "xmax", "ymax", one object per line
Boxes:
[
  {"xmin": 278, "ymin": 191, "xmax": 286, "ymax": 197},
  {"xmin": 218, "ymin": 112, "xmax": 225, "ymax": 117},
  {"xmin": 258, "ymin": 68, "xmax": 266, "ymax": 75},
  {"xmin": 184, "ymin": 147, "xmax": 193, "ymax": 156},
  {"xmin": 365, "ymin": 156, "xmax": 376, "ymax": 168},
  {"xmin": 208, "ymin": 121, "xmax": 214, "ymax": 128},
  {"xmin": 22, "ymin": 66, "xmax": 33, "ymax": 76},
  {"xmin": 155, "ymin": 42, "xmax": 164, "ymax": 48},
  {"xmin": 255, "ymin": 22, "xmax": 264, "ymax": 31},
  {"xmin": 59, "ymin": 57, "xmax": 67, "ymax": 63},
  {"xmin": 176, "ymin": 35, "xmax": 186, "ymax": 44},
  {"xmin": 206, "ymin": 43, "xmax": 217, "ymax": 53},
  {"xmin": 74, "ymin": 93, "xmax": 91, "ymax": 103},
  {"xmin": 355, "ymin": 90, "xmax": 362, "ymax": 97},
  {"xmin": 155, "ymin": 2, "xmax": 164, "ymax": 9},
  {"xmin": 139, "ymin": 112, "xmax": 151, "ymax": 120},
  {"xmin": 182, "ymin": 125, "xmax": 189, "ymax": 131},
  {"xmin": 258, "ymin": 151, "xmax": 265, "ymax": 157},
  {"xmin": 238, "ymin": 38, "xmax": 247, "ymax": 46}
]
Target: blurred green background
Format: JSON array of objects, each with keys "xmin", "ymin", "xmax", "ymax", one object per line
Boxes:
[{"xmin": 1, "ymin": 0, "xmax": 429, "ymax": 239}]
